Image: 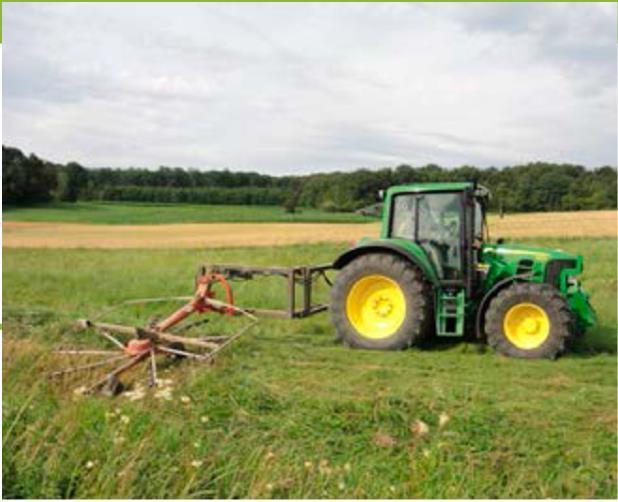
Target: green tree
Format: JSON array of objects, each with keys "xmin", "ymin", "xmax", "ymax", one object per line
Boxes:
[
  {"xmin": 2, "ymin": 146, "xmax": 57, "ymax": 205},
  {"xmin": 56, "ymin": 162, "xmax": 88, "ymax": 202},
  {"xmin": 283, "ymin": 181, "xmax": 303, "ymax": 213}
]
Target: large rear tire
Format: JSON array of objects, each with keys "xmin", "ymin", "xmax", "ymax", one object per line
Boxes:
[
  {"xmin": 484, "ymin": 282, "xmax": 572, "ymax": 359},
  {"xmin": 330, "ymin": 253, "xmax": 432, "ymax": 350}
]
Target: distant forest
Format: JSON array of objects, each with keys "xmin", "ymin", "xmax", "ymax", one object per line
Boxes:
[{"xmin": 3, "ymin": 145, "xmax": 616, "ymax": 213}]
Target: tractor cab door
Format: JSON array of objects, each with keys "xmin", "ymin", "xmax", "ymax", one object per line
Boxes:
[{"xmin": 390, "ymin": 191, "xmax": 467, "ymax": 282}]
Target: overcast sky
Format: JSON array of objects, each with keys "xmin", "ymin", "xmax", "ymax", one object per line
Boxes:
[{"xmin": 3, "ymin": 2, "xmax": 616, "ymax": 173}]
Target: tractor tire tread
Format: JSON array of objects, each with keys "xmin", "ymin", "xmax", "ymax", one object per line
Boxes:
[{"xmin": 330, "ymin": 253, "xmax": 432, "ymax": 350}]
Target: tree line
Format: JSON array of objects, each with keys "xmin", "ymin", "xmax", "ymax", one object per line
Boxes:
[{"xmin": 3, "ymin": 145, "xmax": 616, "ymax": 213}]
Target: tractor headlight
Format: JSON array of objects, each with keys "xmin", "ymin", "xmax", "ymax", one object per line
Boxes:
[{"xmin": 566, "ymin": 276, "xmax": 578, "ymax": 287}]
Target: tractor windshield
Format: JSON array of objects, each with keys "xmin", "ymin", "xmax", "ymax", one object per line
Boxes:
[{"xmin": 390, "ymin": 192, "xmax": 463, "ymax": 279}]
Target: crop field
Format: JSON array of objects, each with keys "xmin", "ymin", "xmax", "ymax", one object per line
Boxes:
[
  {"xmin": 3, "ymin": 202, "xmax": 374, "ymax": 225},
  {"xmin": 3, "ymin": 209, "xmax": 616, "ymax": 249},
  {"xmin": 3, "ymin": 237, "xmax": 616, "ymax": 498}
]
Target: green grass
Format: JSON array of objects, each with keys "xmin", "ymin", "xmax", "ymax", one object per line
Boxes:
[
  {"xmin": 3, "ymin": 238, "xmax": 616, "ymax": 498},
  {"xmin": 2, "ymin": 202, "xmax": 375, "ymax": 225}
]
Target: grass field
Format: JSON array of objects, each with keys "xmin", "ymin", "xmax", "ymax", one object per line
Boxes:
[
  {"xmin": 3, "ymin": 202, "xmax": 374, "ymax": 225},
  {"xmin": 3, "ymin": 238, "xmax": 616, "ymax": 498}
]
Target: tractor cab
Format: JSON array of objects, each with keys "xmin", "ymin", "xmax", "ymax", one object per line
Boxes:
[{"xmin": 383, "ymin": 182, "xmax": 487, "ymax": 291}]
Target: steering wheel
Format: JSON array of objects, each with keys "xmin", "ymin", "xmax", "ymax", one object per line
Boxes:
[{"xmin": 418, "ymin": 238, "xmax": 448, "ymax": 251}]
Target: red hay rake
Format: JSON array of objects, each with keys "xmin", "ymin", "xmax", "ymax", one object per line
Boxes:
[
  {"xmin": 50, "ymin": 263, "xmax": 332, "ymax": 396},
  {"xmin": 49, "ymin": 269, "xmax": 258, "ymax": 395}
]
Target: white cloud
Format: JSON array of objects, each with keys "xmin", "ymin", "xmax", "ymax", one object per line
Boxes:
[{"xmin": 3, "ymin": 2, "xmax": 616, "ymax": 173}]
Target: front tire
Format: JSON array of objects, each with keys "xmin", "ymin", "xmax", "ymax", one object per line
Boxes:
[
  {"xmin": 330, "ymin": 253, "xmax": 432, "ymax": 350},
  {"xmin": 484, "ymin": 282, "xmax": 572, "ymax": 359}
]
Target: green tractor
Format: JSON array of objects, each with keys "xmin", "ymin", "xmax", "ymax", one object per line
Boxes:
[{"xmin": 330, "ymin": 182, "xmax": 596, "ymax": 358}]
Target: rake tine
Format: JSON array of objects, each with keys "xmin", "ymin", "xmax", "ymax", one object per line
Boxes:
[
  {"xmin": 149, "ymin": 349, "xmax": 158, "ymax": 387},
  {"xmin": 204, "ymin": 298, "xmax": 258, "ymax": 321},
  {"xmin": 78, "ymin": 320, "xmax": 221, "ymax": 350},
  {"xmin": 123, "ymin": 296, "xmax": 193, "ymax": 305},
  {"xmin": 54, "ymin": 349, "xmax": 120, "ymax": 356},
  {"xmin": 49, "ymin": 354, "xmax": 128, "ymax": 379},
  {"xmin": 152, "ymin": 332, "xmax": 220, "ymax": 350},
  {"xmin": 157, "ymin": 346, "xmax": 208, "ymax": 360},
  {"xmin": 201, "ymin": 321, "xmax": 258, "ymax": 362},
  {"xmin": 85, "ymin": 351, "xmax": 148, "ymax": 395},
  {"xmin": 98, "ymin": 330, "xmax": 127, "ymax": 351},
  {"xmin": 170, "ymin": 318, "xmax": 210, "ymax": 334},
  {"xmin": 197, "ymin": 335, "xmax": 229, "ymax": 342},
  {"xmin": 90, "ymin": 296, "xmax": 193, "ymax": 323}
]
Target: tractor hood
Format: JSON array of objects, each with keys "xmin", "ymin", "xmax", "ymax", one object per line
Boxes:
[
  {"xmin": 480, "ymin": 241, "xmax": 584, "ymax": 285},
  {"xmin": 481, "ymin": 242, "xmax": 580, "ymax": 264}
]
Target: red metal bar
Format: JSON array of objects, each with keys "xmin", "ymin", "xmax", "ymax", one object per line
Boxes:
[
  {"xmin": 156, "ymin": 303, "xmax": 196, "ymax": 332},
  {"xmin": 154, "ymin": 272, "xmax": 236, "ymax": 332},
  {"xmin": 199, "ymin": 273, "xmax": 234, "ymax": 316}
]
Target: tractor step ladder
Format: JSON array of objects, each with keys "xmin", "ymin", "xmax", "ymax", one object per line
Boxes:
[{"xmin": 436, "ymin": 289, "xmax": 465, "ymax": 336}]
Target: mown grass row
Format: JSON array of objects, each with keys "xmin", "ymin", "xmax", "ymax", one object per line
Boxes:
[{"xmin": 3, "ymin": 239, "xmax": 616, "ymax": 498}]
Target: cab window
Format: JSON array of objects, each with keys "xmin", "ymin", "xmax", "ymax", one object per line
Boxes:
[
  {"xmin": 391, "ymin": 194, "xmax": 416, "ymax": 240},
  {"xmin": 389, "ymin": 192, "xmax": 463, "ymax": 279}
]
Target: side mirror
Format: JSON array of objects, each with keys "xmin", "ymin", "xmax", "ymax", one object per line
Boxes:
[{"xmin": 377, "ymin": 189, "xmax": 384, "ymax": 201}]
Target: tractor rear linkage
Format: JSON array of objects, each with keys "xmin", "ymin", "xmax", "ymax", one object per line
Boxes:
[
  {"xmin": 203, "ymin": 263, "xmax": 333, "ymax": 319},
  {"xmin": 50, "ymin": 263, "xmax": 334, "ymax": 395}
]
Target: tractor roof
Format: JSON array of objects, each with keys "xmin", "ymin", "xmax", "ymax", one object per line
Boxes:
[{"xmin": 387, "ymin": 182, "xmax": 474, "ymax": 194}]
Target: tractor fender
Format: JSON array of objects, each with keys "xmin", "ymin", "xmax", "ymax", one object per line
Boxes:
[
  {"xmin": 474, "ymin": 273, "xmax": 533, "ymax": 340},
  {"xmin": 332, "ymin": 242, "xmax": 439, "ymax": 285}
]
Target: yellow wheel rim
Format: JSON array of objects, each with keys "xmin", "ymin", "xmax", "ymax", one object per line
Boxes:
[
  {"xmin": 345, "ymin": 274, "xmax": 406, "ymax": 339},
  {"xmin": 503, "ymin": 303, "xmax": 550, "ymax": 350}
]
